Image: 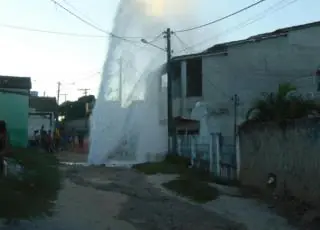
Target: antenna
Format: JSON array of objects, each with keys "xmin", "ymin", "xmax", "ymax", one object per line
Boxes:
[{"xmin": 78, "ymin": 88, "xmax": 90, "ymax": 96}]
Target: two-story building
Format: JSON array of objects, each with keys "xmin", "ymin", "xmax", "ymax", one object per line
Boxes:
[{"xmin": 158, "ymin": 21, "xmax": 320, "ymax": 138}]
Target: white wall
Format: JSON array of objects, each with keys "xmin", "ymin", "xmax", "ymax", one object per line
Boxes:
[
  {"xmin": 179, "ymin": 25, "xmax": 320, "ymax": 136},
  {"xmin": 28, "ymin": 113, "xmax": 54, "ymax": 138}
]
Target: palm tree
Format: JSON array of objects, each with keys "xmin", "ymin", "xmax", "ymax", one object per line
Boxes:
[{"xmin": 246, "ymin": 83, "xmax": 320, "ymax": 123}]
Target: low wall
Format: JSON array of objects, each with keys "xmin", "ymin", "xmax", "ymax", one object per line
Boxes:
[{"xmin": 239, "ymin": 118, "xmax": 320, "ymax": 204}]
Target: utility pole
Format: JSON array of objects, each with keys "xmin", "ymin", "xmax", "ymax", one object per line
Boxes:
[
  {"xmin": 119, "ymin": 57, "xmax": 123, "ymax": 105},
  {"xmin": 165, "ymin": 28, "xmax": 176, "ymax": 154},
  {"xmin": 78, "ymin": 88, "xmax": 90, "ymax": 96},
  {"xmin": 60, "ymin": 93, "xmax": 67, "ymax": 102},
  {"xmin": 232, "ymin": 94, "xmax": 240, "ymax": 155},
  {"xmin": 57, "ymin": 81, "xmax": 61, "ymax": 104}
]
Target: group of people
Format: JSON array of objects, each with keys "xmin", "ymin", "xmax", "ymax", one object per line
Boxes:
[
  {"xmin": 0, "ymin": 120, "xmax": 88, "ymax": 176},
  {"xmin": 31, "ymin": 126, "xmax": 61, "ymax": 153},
  {"xmin": 32, "ymin": 126, "xmax": 85, "ymax": 153}
]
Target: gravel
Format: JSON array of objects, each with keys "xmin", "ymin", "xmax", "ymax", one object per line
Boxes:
[
  {"xmin": 1, "ymin": 166, "xmax": 243, "ymax": 230},
  {"xmin": 66, "ymin": 166, "xmax": 244, "ymax": 230}
]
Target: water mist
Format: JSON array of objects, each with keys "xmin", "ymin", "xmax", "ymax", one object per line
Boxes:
[{"xmin": 88, "ymin": 0, "xmax": 210, "ymax": 165}]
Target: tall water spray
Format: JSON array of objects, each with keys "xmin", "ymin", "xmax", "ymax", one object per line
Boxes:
[{"xmin": 88, "ymin": 0, "xmax": 207, "ymax": 165}]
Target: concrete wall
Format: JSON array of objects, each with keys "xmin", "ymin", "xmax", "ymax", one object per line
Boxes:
[
  {"xmin": 0, "ymin": 88, "xmax": 29, "ymax": 147},
  {"xmin": 239, "ymin": 118, "xmax": 320, "ymax": 204},
  {"xmin": 174, "ymin": 25, "xmax": 320, "ymax": 136}
]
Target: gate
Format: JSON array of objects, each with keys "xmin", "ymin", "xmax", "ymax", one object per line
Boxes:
[
  {"xmin": 194, "ymin": 136, "xmax": 211, "ymax": 171},
  {"xmin": 176, "ymin": 133, "xmax": 238, "ymax": 182},
  {"xmin": 219, "ymin": 135, "xmax": 237, "ymax": 180},
  {"xmin": 177, "ymin": 134, "xmax": 219, "ymax": 175},
  {"xmin": 177, "ymin": 135, "xmax": 193, "ymax": 158}
]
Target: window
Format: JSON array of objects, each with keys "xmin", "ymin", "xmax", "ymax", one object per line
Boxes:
[
  {"xmin": 171, "ymin": 61, "xmax": 181, "ymax": 99},
  {"xmin": 316, "ymin": 68, "xmax": 320, "ymax": 91},
  {"xmin": 186, "ymin": 58, "xmax": 202, "ymax": 97}
]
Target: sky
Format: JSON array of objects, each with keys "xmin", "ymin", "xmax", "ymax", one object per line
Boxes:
[{"xmin": 0, "ymin": 0, "xmax": 318, "ymax": 102}]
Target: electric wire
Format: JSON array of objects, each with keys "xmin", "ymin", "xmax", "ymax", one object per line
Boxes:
[
  {"xmin": 148, "ymin": 31, "xmax": 165, "ymax": 43},
  {"xmin": 174, "ymin": 0, "xmax": 268, "ymax": 33},
  {"xmin": 49, "ymin": 0, "xmax": 148, "ymax": 42},
  {"xmin": 0, "ymin": 23, "xmax": 107, "ymax": 38},
  {"xmin": 172, "ymin": 0, "xmax": 301, "ymax": 100},
  {"xmin": 175, "ymin": 0, "xmax": 298, "ymax": 54},
  {"xmin": 172, "ymin": 32, "xmax": 196, "ymax": 54}
]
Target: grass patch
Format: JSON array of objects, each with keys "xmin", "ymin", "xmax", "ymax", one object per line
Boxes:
[
  {"xmin": 0, "ymin": 148, "xmax": 62, "ymax": 221},
  {"xmin": 133, "ymin": 154, "xmax": 190, "ymax": 175},
  {"xmin": 133, "ymin": 161, "xmax": 184, "ymax": 175},
  {"xmin": 133, "ymin": 154, "xmax": 240, "ymax": 202},
  {"xmin": 134, "ymin": 155, "xmax": 220, "ymax": 203},
  {"xmin": 162, "ymin": 176, "xmax": 219, "ymax": 203},
  {"xmin": 134, "ymin": 154, "xmax": 240, "ymax": 186}
]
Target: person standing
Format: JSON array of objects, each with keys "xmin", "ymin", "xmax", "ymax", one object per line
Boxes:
[
  {"xmin": 78, "ymin": 131, "xmax": 84, "ymax": 149},
  {"xmin": 0, "ymin": 121, "xmax": 10, "ymax": 176},
  {"xmin": 54, "ymin": 128, "xmax": 60, "ymax": 151},
  {"xmin": 47, "ymin": 130, "xmax": 54, "ymax": 153},
  {"xmin": 40, "ymin": 125, "xmax": 46, "ymax": 149},
  {"xmin": 71, "ymin": 128, "xmax": 76, "ymax": 151}
]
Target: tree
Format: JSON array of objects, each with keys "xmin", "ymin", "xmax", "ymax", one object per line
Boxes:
[
  {"xmin": 58, "ymin": 101, "xmax": 72, "ymax": 118},
  {"xmin": 246, "ymin": 83, "xmax": 320, "ymax": 123},
  {"xmin": 77, "ymin": 95, "xmax": 95, "ymax": 103},
  {"xmin": 58, "ymin": 95, "xmax": 95, "ymax": 121}
]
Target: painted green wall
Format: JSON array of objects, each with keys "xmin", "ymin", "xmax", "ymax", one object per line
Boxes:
[{"xmin": 0, "ymin": 90, "xmax": 29, "ymax": 147}]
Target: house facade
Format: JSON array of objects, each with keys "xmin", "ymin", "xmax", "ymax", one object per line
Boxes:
[
  {"xmin": 28, "ymin": 96, "xmax": 58, "ymax": 138},
  {"xmin": 0, "ymin": 76, "xmax": 32, "ymax": 147},
  {"xmin": 165, "ymin": 21, "xmax": 320, "ymax": 137}
]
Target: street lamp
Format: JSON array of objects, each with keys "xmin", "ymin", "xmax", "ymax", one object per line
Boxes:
[
  {"xmin": 141, "ymin": 39, "xmax": 166, "ymax": 52},
  {"xmin": 141, "ymin": 28, "xmax": 176, "ymax": 154}
]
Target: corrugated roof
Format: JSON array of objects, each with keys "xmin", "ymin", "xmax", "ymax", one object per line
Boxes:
[
  {"xmin": 205, "ymin": 20, "xmax": 320, "ymax": 53},
  {"xmin": 172, "ymin": 20, "xmax": 320, "ymax": 61},
  {"xmin": 0, "ymin": 76, "xmax": 31, "ymax": 89},
  {"xmin": 29, "ymin": 96, "xmax": 58, "ymax": 112}
]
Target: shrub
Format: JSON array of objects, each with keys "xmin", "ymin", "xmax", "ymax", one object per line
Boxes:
[
  {"xmin": 246, "ymin": 83, "xmax": 320, "ymax": 124},
  {"xmin": 0, "ymin": 148, "xmax": 62, "ymax": 222}
]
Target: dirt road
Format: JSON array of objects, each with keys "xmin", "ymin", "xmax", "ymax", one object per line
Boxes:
[
  {"xmin": 64, "ymin": 166, "xmax": 244, "ymax": 230},
  {"xmin": 1, "ymin": 165, "xmax": 243, "ymax": 230},
  {"xmin": 2, "ymin": 151, "xmax": 298, "ymax": 230}
]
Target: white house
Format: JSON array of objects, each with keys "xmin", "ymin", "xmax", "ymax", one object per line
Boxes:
[{"xmin": 161, "ymin": 20, "xmax": 320, "ymax": 138}]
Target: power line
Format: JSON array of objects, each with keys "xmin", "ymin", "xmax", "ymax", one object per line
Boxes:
[
  {"xmin": 174, "ymin": 0, "xmax": 268, "ymax": 33},
  {"xmin": 49, "ymin": 0, "xmax": 106, "ymax": 34},
  {"xmin": 175, "ymin": 0, "xmax": 298, "ymax": 54},
  {"xmin": 172, "ymin": 32, "xmax": 196, "ymax": 54},
  {"xmin": 60, "ymin": 0, "xmax": 110, "ymax": 34},
  {"xmin": 49, "ymin": 0, "xmax": 143, "ymax": 42},
  {"xmin": 66, "ymin": 71, "xmax": 101, "ymax": 84},
  {"xmin": 148, "ymin": 32, "xmax": 165, "ymax": 43},
  {"xmin": 0, "ymin": 23, "xmax": 107, "ymax": 38},
  {"xmin": 61, "ymin": 0, "xmax": 83, "ymax": 14}
]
